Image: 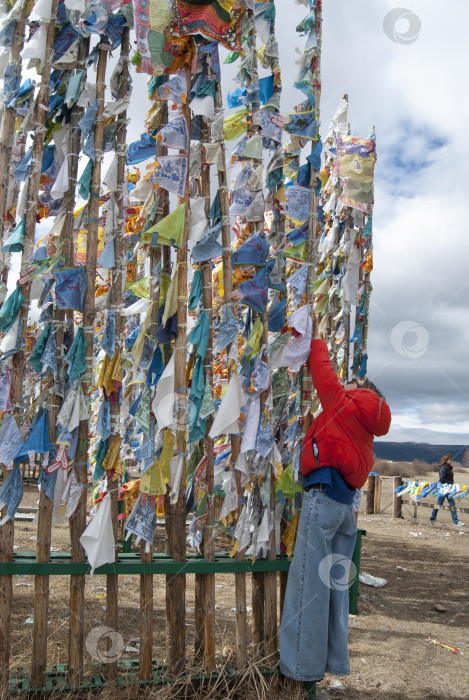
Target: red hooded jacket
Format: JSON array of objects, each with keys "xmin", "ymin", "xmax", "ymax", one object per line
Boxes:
[{"xmin": 301, "ymin": 339, "xmax": 392, "ymax": 489}]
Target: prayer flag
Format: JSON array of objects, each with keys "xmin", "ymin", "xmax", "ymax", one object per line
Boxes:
[
  {"xmin": 145, "ymin": 203, "xmax": 186, "ymax": 247},
  {"xmin": 52, "ymin": 267, "xmax": 86, "ymax": 312}
]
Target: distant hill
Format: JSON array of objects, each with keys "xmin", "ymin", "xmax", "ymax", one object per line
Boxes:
[{"xmin": 373, "ymin": 442, "xmax": 468, "ymax": 464}]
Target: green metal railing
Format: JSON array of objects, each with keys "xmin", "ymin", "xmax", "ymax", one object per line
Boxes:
[{"xmin": 5, "ymin": 530, "xmax": 365, "ymax": 695}]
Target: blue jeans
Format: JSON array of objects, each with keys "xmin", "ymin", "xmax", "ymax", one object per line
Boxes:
[
  {"xmin": 431, "ymin": 494, "xmax": 459, "ymax": 523},
  {"xmin": 279, "ymin": 489, "xmax": 357, "ymax": 682}
]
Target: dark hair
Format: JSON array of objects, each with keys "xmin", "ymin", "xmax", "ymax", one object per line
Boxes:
[{"xmin": 354, "ymin": 376, "xmax": 386, "ymax": 401}]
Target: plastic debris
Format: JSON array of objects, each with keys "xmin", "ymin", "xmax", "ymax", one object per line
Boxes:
[
  {"xmin": 359, "ymin": 573, "xmax": 387, "ymax": 587},
  {"xmin": 426, "ymin": 637, "xmax": 464, "ymax": 655}
]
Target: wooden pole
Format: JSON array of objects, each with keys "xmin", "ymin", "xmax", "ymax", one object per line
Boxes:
[
  {"xmin": 167, "ymin": 67, "xmax": 191, "ymax": 674},
  {"xmin": 2, "ymin": 130, "xmax": 27, "ymax": 284},
  {"xmin": 373, "ymin": 475, "xmax": 381, "ymax": 515},
  {"xmin": 139, "ymin": 98, "xmax": 168, "ymax": 684},
  {"xmin": 305, "ymin": 7, "xmax": 322, "ymax": 309},
  {"xmin": 71, "ymin": 42, "xmax": 108, "ymax": 683},
  {"xmin": 0, "ymin": 483, "xmax": 13, "ymax": 694},
  {"xmin": 243, "ymin": 6, "xmax": 267, "ymax": 657},
  {"xmin": 263, "ymin": 1, "xmax": 285, "ymax": 666},
  {"xmin": 216, "ymin": 67, "xmax": 248, "ymax": 672},
  {"xmin": 197, "ymin": 260, "xmax": 217, "ymax": 671},
  {"xmin": 0, "ymin": 2, "xmax": 27, "ymax": 247},
  {"xmin": 366, "ymin": 475, "xmax": 375, "ymax": 514},
  {"xmin": 1, "ymin": 0, "xmax": 59, "ymax": 689},
  {"xmin": 194, "ymin": 120, "xmax": 210, "ymax": 662},
  {"xmin": 393, "ymin": 477, "xmax": 403, "ymax": 518},
  {"xmin": 63, "ymin": 36, "xmax": 91, "ymax": 686},
  {"xmin": 197, "ymin": 112, "xmax": 216, "ymax": 671},
  {"xmin": 105, "ymin": 29, "xmax": 131, "ymax": 682}
]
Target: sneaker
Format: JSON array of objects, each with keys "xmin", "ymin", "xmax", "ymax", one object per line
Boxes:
[{"xmin": 454, "ymin": 521, "xmax": 465, "ymax": 527}]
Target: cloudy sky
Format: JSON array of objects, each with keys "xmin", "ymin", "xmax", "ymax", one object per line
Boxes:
[
  {"xmin": 315, "ymin": 0, "xmax": 469, "ymax": 445},
  {"xmin": 222, "ymin": 0, "xmax": 469, "ymax": 444},
  {"xmin": 10, "ymin": 1, "xmax": 469, "ymax": 445}
]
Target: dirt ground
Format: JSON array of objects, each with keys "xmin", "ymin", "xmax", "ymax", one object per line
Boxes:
[{"xmin": 7, "ymin": 477, "xmax": 469, "ymax": 700}]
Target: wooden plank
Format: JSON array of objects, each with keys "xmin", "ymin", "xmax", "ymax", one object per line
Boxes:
[{"xmin": 167, "ymin": 68, "xmax": 191, "ymax": 674}]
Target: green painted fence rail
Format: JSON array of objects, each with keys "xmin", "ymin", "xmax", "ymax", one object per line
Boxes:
[{"xmin": 1, "ymin": 530, "xmax": 365, "ymax": 615}]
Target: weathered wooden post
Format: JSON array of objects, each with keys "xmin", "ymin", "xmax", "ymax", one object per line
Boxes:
[
  {"xmin": 167, "ymin": 66, "xmax": 191, "ymax": 675},
  {"xmin": 366, "ymin": 475, "xmax": 376, "ymax": 514},
  {"xmin": 373, "ymin": 475, "xmax": 381, "ymax": 514},
  {"xmin": 393, "ymin": 476, "xmax": 403, "ymax": 518}
]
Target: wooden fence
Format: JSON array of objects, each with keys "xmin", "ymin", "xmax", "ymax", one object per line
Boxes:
[
  {"xmin": 0, "ymin": 482, "xmax": 366, "ymax": 694},
  {"xmin": 365, "ymin": 475, "xmax": 469, "ymax": 521}
]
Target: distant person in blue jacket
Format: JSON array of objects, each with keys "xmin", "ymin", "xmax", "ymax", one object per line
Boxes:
[{"xmin": 430, "ymin": 454, "xmax": 464, "ymax": 526}]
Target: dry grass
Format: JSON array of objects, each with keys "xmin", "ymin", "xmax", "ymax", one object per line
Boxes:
[
  {"xmin": 375, "ymin": 457, "xmax": 469, "ymax": 480},
  {"xmin": 3, "ymin": 652, "xmax": 306, "ymax": 700},
  {"xmin": 373, "ymin": 458, "xmax": 432, "ymax": 478}
]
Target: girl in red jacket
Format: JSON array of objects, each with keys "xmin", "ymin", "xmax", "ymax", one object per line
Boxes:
[{"xmin": 279, "ymin": 314, "xmax": 391, "ymax": 685}]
